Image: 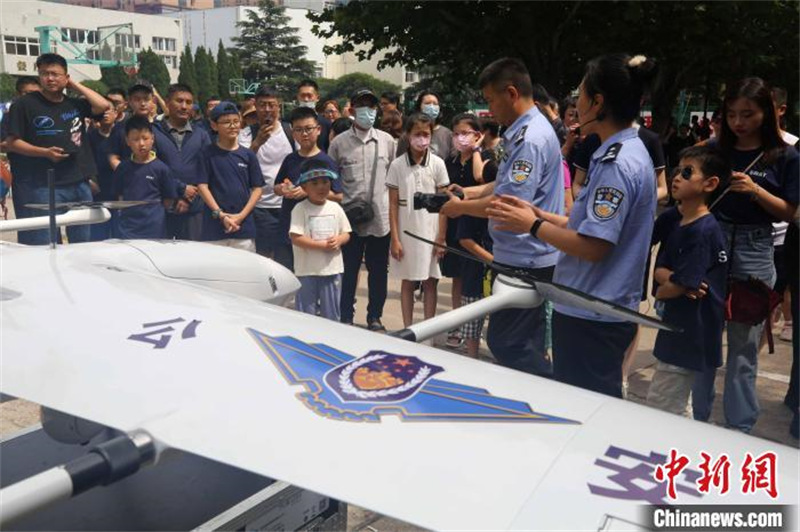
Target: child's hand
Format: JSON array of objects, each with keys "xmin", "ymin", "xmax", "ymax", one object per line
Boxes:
[
  {"xmin": 686, "ymin": 282, "xmax": 709, "ymax": 300},
  {"xmin": 325, "ymin": 236, "xmax": 341, "ymax": 251},
  {"xmin": 286, "ymin": 186, "xmax": 307, "ymax": 200},
  {"xmin": 434, "ymin": 237, "xmax": 446, "ymax": 259},
  {"xmin": 391, "ymin": 239, "xmax": 404, "ymax": 261},
  {"xmin": 222, "ymin": 214, "xmax": 241, "ymax": 233},
  {"xmin": 174, "ymin": 199, "xmax": 190, "ymax": 214},
  {"xmin": 183, "ymin": 185, "xmax": 198, "ymax": 201}
]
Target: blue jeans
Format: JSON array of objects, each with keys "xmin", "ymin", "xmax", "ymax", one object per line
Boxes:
[
  {"xmin": 18, "ymin": 181, "xmax": 92, "ymax": 245},
  {"xmin": 296, "ymin": 274, "xmax": 342, "ymax": 322},
  {"xmin": 693, "ymin": 223, "xmax": 776, "ymax": 432}
]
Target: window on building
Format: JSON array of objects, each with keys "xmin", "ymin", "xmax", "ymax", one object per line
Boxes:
[
  {"xmin": 152, "ymin": 37, "xmax": 176, "ymax": 52},
  {"xmin": 405, "ymin": 71, "xmax": 417, "ymax": 83},
  {"xmin": 63, "ymin": 28, "xmax": 99, "ymax": 45},
  {"xmin": 3, "ymin": 36, "xmax": 40, "ymax": 57},
  {"xmin": 114, "ymin": 33, "xmax": 141, "ymax": 50},
  {"xmin": 160, "ymin": 54, "xmax": 177, "ymax": 69}
]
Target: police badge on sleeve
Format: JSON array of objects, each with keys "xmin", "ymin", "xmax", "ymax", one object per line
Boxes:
[
  {"xmin": 511, "ymin": 160, "xmax": 533, "ymax": 184},
  {"xmin": 593, "ymin": 187, "xmax": 625, "ymax": 220}
]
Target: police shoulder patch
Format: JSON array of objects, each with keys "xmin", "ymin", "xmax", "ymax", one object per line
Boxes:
[
  {"xmin": 593, "ymin": 186, "xmax": 625, "ymax": 220},
  {"xmin": 513, "ymin": 125, "xmax": 528, "ymax": 145},
  {"xmin": 600, "ymin": 142, "xmax": 623, "ymax": 163},
  {"xmin": 511, "ymin": 159, "xmax": 533, "ymax": 184}
]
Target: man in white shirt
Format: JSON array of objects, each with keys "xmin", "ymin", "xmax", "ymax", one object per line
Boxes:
[{"xmin": 239, "ymin": 86, "xmax": 296, "ymax": 265}]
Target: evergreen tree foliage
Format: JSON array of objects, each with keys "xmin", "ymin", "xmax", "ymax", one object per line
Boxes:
[
  {"xmin": 100, "ymin": 66, "xmax": 130, "ymax": 92},
  {"xmin": 194, "ymin": 46, "xmax": 214, "ymax": 105},
  {"xmin": 137, "ymin": 48, "xmax": 170, "ymax": 96},
  {"xmin": 178, "ymin": 44, "xmax": 198, "ymax": 94},
  {"xmin": 216, "ymin": 40, "xmax": 233, "ymax": 99}
]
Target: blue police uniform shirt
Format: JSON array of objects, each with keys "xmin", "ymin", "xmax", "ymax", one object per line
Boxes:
[
  {"xmin": 492, "ymin": 106, "xmax": 563, "ymax": 269},
  {"xmin": 275, "ymin": 151, "xmax": 342, "ymax": 246},
  {"xmin": 113, "ymin": 158, "xmax": 176, "ymax": 239},
  {"xmin": 653, "ymin": 214, "xmax": 728, "ymax": 371},
  {"xmin": 553, "ymin": 127, "xmax": 656, "ymax": 321},
  {"xmin": 198, "ymin": 144, "xmax": 265, "ymax": 241}
]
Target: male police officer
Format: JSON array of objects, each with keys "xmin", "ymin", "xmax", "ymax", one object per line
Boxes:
[{"xmin": 442, "ymin": 58, "xmax": 563, "ymax": 376}]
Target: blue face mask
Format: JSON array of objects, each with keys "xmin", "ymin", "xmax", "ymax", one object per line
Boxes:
[
  {"xmin": 422, "ymin": 103, "xmax": 440, "ymax": 120},
  {"xmin": 354, "ymin": 107, "xmax": 377, "ymax": 129}
]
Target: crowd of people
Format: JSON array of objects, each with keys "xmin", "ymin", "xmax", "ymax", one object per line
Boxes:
[{"xmin": 1, "ymin": 52, "xmax": 797, "ymax": 438}]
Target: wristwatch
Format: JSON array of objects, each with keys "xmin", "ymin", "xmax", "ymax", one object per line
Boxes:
[
  {"xmin": 529, "ymin": 218, "xmax": 546, "ymax": 239},
  {"xmin": 211, "ymin": 209, "xmax": 222, "ymax": 219}
]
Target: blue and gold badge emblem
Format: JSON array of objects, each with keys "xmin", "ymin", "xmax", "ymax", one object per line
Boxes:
[
  {"xmin": 511, "ymin": 159, "xmax": 533, "ymax": 184},
  {"xmin": 592, "ymin": 186, "xmax": 624, "ymax": 220},
  {"xmin": 249, "ymin": 330, "xmax": 579, "ymax": 424}
]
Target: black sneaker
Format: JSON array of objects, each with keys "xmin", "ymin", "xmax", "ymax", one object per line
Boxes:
[{"xmin": 367, "ymin": 318, "xmax": 386, "ymax": 332}]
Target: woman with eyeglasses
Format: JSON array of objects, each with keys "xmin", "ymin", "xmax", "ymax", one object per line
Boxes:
[
  {"xmin": 486, "ymin": 53, "xmax": 658, "ymax": 398},
  {"xmin": 691, "ymin": 77, "xmax": 799, "ymax": 433}
]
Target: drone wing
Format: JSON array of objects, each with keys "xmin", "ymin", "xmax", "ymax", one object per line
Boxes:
[
  {"xmin": 2, "ymin": 245, "xmax": 796, "ymax": 530},
  {"xmin": 25, "ymin": 200, "xmax": 160, "ymax": 210}
]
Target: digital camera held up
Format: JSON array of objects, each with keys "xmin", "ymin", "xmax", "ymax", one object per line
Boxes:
[{"xmin": 413, "ymin": 189, "xmax": 464, "ymax": 213}]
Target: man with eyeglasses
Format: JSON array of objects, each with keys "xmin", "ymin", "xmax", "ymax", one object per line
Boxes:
[
  {"xmin": 273, "ymin": 106, "xmax": 343, "ymax": 270},
  {"xmin": 295, "ymin": 79, "xmax": 331, "ymax": 152},
  {"xmin": 238, "ymin": 85, "xmax": 296, "ymax": 259},
  {"xmin": 106, "ymin": 89, "xmax": 128, "ymax": 123},
  {"xmin": 197, "ymin": 101, "xmax": 263, "ymax": 252},
  {"xmin": 4, "ymin": 53, "xmax": 111, "ymax": 245}
]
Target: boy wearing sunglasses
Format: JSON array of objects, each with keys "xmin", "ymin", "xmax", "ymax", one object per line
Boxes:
[{"xmin": 647, "ymin": 145, "xmax": 730, "ymax": 417}]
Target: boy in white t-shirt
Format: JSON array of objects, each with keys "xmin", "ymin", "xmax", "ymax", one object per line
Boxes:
[{"xmin": 290, "ymin": 160, "xmax": 352, "ymax": 321}]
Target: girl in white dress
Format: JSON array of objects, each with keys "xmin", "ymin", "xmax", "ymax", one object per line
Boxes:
[{"xmin": 387, "ymin": 113, "xmax": 450, "ymax": 327}]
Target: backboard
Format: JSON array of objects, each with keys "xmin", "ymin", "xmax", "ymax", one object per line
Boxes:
[{"xmin": 35, "ymin": 23, "xmax": 137, "ymax": 68}]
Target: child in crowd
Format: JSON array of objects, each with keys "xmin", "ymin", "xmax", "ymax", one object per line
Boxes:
[
  {"xmin": 290, "ymin": 159, "xmax": 351, "ymax": 321},
  {"xmin": 457, "ymin": 214, "xmax": 493, "ymax": 358},
  {"xmin": 197, "ymin": 101, "xmax": 264, "ymax": 251},
  {"xmin": 647, "ymin": 145, "xmax": 730, "ymax": 417},
  {"xmin": 274, "ymin": 107, "xmax": 343, "ymax": 271},
  {"xmin": 113, "ymin": 116, "xmax": 176, "ymax": 239},
  {"xmin": 387, "ymin": 113, "xmax": 450, "ymax": 328}
]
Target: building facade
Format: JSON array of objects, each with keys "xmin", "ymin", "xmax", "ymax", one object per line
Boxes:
[{"xmin": 1, "ymin": 1, "xmax": 183, "ymax": 82}]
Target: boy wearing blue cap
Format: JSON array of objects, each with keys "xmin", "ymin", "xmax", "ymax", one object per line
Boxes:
[
  {"xmin": 197, "ymin": 101, "xmax": 264, "ymax": 251},
  {"xmin": 290, "ymin": 159, "xmax": 352, "ymax": 321}
]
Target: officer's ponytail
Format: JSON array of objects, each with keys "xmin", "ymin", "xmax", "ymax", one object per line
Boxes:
[{"xmin": 582, "ymin": 53, "xmax": 658, "ymax": 126}]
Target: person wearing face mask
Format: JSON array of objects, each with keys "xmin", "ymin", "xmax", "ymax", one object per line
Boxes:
[
  {"xmin": 486, "ymin": 53, "xmax": 659, "ymax": 398},
  {"xmin": 440, "ymin": 58, "xmax": 564, "ymax": 378},
  {"xmin": 295, "ymin": 79, "xmax": 331, "ymax": 152},
  {"xmin": 328, "ymin": 89, "xmax": 397, "ymax": 331},
  {"xmin": 396, "ymin": 90, "xmax": 455, "ymax": 159}
]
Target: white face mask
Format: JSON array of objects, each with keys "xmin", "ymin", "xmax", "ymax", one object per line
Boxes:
[
  {"xmin": 354, "ymin": 107, "xmax": 377, "ymax": 129},
  {"xmin": 298, "ymin": 101, "xmax": 316, "ymax": 109}
]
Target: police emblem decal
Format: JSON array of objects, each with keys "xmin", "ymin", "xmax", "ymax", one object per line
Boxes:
[
  {"xmin": 592, "ymin": 187, "xmax": 625, "ymax": 220},
  {"xmin": 248, "ymin": 330, "xmax": 581, "ymax": 424},
  {"xmin": 325, "ymin": 353, "xmax": 443, "ymax": 403},
  {"xmin": 511, "ymin": 159, "xmax": 533, "ymax": 184}
]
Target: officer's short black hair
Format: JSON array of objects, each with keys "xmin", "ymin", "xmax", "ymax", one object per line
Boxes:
[
  {"xmin": 15, "ymin": 76, "xmax": 40, "ymax": 94},
  {"xmin": 404, "ymin": 112, "xmax": 434, "ymax": 134},
  {"xmin": 478, "ymin": 58, "xmax": 533, "ymax": 98},
  {"xmin": 582, "ymin": 54, "xmax": 657, "ymax": 125},
  {"xmin": 381, "ymin": 91, "xmax": 400, "ymax": 106},
  {"xmin": 125, "ymin": 115, "xmax": 153, "ymax": 136},
  {"xmin": 480, "ymin": 117, "xmax": 500, "ymax": 137},
  {"xmin": 289, "ymin": 106, "xmax": 319, "ymax": 125},
  {"xmin": 677, "ymin": 145, "xmax": 731, "ymax": 205},
  {"xmin": 35, "ymin": 53, "xmax": 68, "ymax": 72},
  {"xmin": 107, "ymin": 88, "xmax": 127, "ymax": 99},
  {"xmin": 331, "ymin": 117, "xmax": 352, "ymax": 137},
  {"xmin": 167, "ymin": 83, "xmax": 194, "ymax": 98},
  {"xmin": 298, "ymin": 79, "xmax": 319, "ymax": 92},
  {"xmin": 255, "ymin": 85, "xmax": 280, "ymax": 100}
]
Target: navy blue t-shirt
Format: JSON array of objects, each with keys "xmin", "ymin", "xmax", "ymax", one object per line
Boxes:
[
  {"xmin": 650, "ymin": 206, "xmax": 682, "ymax": 297},
  {"xmin": 275, "ymin": 151, "xmax": 341, "ymax": 245},
  {"xmin": 113, "ymin": 158, "xmax": 176, "ymax": 239},
  {"xmin": 86, "ymin": 128, "xmax": 115, "ymax": 201},
  {"xmin": 109, "ymin": 118, "xmax": 176, "ymax": 169},
  {"xmin": 713, "ymin": 145, "xmax": 799, "ymax": 225},
  {"xmin": 199, "ymin": 145, "xmax": 265, "ymax": 241},
  {"xmin": 653, "ymin": 213, "xmax": 728, "ymax": 371},
  {"xmin": 456, "ymin": 215, "xmax": 493, "ymax": 298}
]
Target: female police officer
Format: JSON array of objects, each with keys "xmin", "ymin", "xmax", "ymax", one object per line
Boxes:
[{"xmin": 487, "ymin": 53, "xmax": 658, "ymax": 398}]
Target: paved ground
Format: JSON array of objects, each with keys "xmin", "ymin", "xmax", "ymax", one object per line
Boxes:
[{"xmin": 2, "ymin": 234, "xmax": 796, "ymax": 531}]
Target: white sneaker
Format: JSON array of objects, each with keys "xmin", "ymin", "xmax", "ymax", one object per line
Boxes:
[{"xmin": 779, "ymin": 324, "xmax": 793, "ymax": 342}]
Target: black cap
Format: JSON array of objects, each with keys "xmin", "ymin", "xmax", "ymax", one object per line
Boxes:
[
  {"xmin": 128, "ymin": 81, "xmax": 153, "ymax": 96},
  {"xmin": 209, "ymin": 101, "xmax": 239, "ymax": 121},
  {"xmin": 350, "ymin": 88, "xmax": 378, "ymax": 107}
]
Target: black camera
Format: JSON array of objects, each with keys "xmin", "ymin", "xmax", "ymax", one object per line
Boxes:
[{"xmin": 413, "ymin": 189, "xmax": 464, "ymax": 213}]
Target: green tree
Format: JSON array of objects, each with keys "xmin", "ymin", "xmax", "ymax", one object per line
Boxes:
[
  {"xmin": 137, "ymin": 48, "xmax": 170, "ymax": 96},
  {"xmin": 316, "ymin": 73, "xmax": 401, "ymax": 105},
  {"xmin": 194, "ymin": 46, "xmax": 214, "ymax": 104},
  {"xmin": 178, "ymin": 44, "xmax": 198, "ymax": 93},
  {"xmin": 216, "ymin": 40, "xmax": 232, "ymax": 99},
  {"xmin": 81, "ymin": 79, "xmax": 109, "ymax": 97},
  {"xmin": 100, "ymin": 65, "xmax": 130, "ymax": 91},
  {"xmin": 310, "ymin": 1, "xmax": 799, "ymax": 133},
  {"xmin": 232, "ymin": 0, "xmax": 316, "ymax": 97},
  {"xmin": 0, "ymin": 73, "xmax": 16, "ymax": 101}
]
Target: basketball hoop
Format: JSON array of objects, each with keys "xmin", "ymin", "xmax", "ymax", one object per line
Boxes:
[{"xmin": 123, "ymin": 66, "xmax": 138, "ymax": 78}]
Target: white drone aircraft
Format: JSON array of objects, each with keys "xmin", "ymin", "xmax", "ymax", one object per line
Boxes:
[{"xmin": 0, "ymin": 194, "xmax": 797, "ymax": 530}]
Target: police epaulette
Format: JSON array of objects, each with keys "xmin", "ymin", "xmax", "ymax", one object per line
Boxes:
[
  {"xmin": 600, "ymin": 143, "xmax": 622, "ymax": 162},
  {"xmin": 513, "ymin": 125, "xmax": 528, "ymax": 145}
]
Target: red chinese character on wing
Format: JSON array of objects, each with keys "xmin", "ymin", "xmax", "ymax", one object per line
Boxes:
[
  {"xmin": 697, "ymin": 452, "xmax": 731, "ymax": 495},
  {"xmin": 653, "ymin": 448, "xmax": 691, "ymax": 500},
  {"xmin": 740, "ymin": 451, "xmax": 778, "ymax": 499}
]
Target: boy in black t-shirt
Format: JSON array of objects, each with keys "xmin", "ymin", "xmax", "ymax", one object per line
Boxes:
[
  {"xmin": 647, "ymin": 146, "xmax": 730, "ymax": 417},
  {"xmin": 5, "ymin": 53, "xmax": 110, "ymax": 244},
  {"xmin": 456, "ymin": 215, "xmax": 493, "ymax": 358},
  {"xmin": 113, "ymin": 117, "xmax": 176, "ymax": 239}
]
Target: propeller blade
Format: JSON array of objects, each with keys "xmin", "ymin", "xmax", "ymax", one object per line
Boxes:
[
  {"xmin": 404, "ymin": 231, "xmax": 680, "ymax": 332},
  {"xmin": 25, "ymin": 200, "xmax": 160, "ymax": 211}
]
